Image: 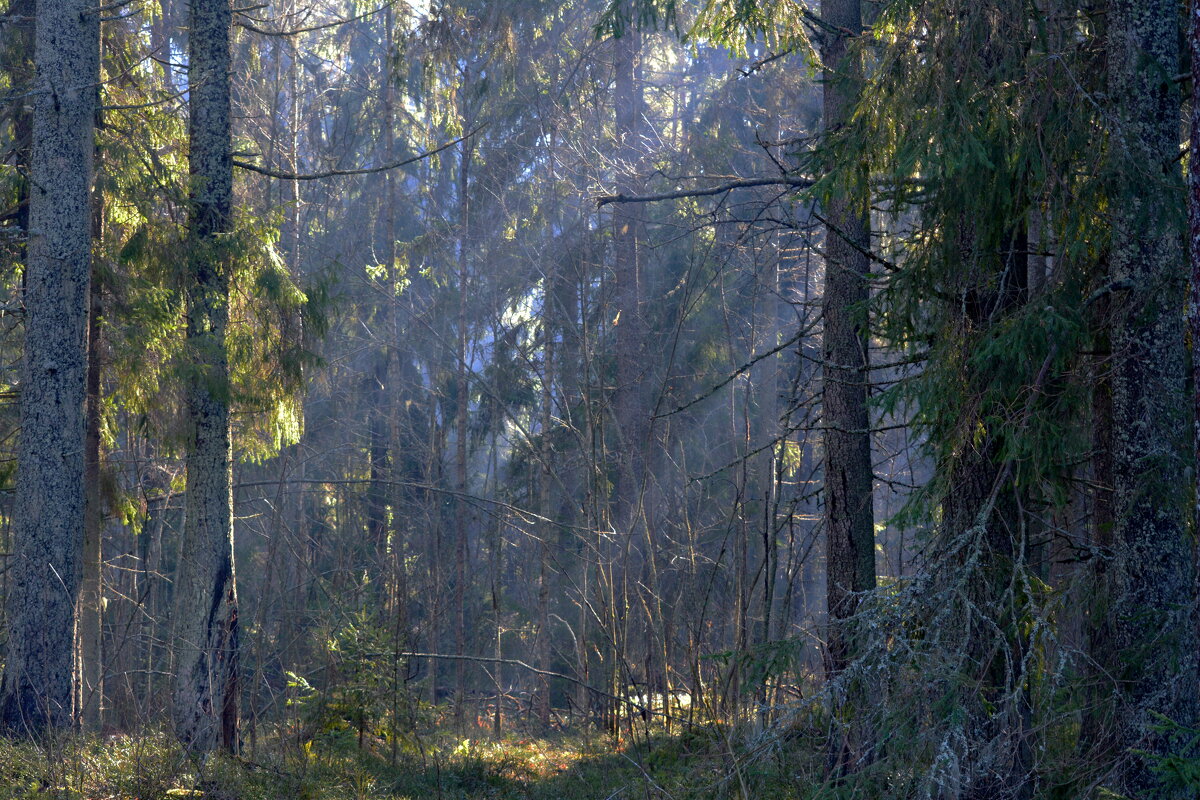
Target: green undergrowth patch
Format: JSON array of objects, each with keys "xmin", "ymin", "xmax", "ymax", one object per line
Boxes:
[{"xmin": 0, "ymin": 722, "xmax": 820, "ymax": 799}]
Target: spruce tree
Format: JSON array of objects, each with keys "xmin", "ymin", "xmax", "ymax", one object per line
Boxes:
[{"xmin": 0, "ymin": 0, "xmax": 98, "ymax": 734}]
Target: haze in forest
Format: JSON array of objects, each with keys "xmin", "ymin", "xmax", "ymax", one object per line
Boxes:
[{"xmin": 0, "ymin": 1, "xmax": 1197, "ymax": 798}]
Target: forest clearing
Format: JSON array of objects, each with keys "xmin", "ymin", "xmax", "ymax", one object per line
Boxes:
[{"xmin": 1, "ymin": 0, "xmax": 1199, "ymax": 797}]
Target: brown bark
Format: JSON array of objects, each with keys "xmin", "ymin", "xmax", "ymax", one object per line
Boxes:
[{"xmin": 820, "ymin": 0, "xmax": 875, "ymax": 678}]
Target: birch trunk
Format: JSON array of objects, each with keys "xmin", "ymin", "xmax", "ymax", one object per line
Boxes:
[{"xmin": 0, "ymin": 0, "xmax": 98, "ymax": 734}]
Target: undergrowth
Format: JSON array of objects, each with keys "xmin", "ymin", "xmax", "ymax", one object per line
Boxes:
[{"xmin": 0, "ymin": 721, "xmax": 812, "ymax": 800}]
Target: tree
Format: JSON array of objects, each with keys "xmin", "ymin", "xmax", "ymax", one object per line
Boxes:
[
  {"xmin": 1106, "ymin": 0, "xmax": 1198, "ymax": 793},
  {"xmin": 0, "ymin": 0, "xmax": 98, "ymax": 734},
  {"xmin": 819, "ymin": 0, "xmax": 875, "ymax": 680},
  {"xmin": 171, "ymin": 0, "xmax": 240, "ymax": 754}
]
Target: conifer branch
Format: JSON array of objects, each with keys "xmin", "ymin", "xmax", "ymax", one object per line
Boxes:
[
  {"xmin": 233, "ymin": 125, "xmax": 484, "ymax": 181},
  {"xmin": 595, "ymin": 176, "xmax": 813, "ymax": 206}
]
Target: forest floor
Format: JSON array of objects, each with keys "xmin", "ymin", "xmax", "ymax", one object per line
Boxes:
[{"xmin": 0, "ymin": 721, "xmax": 812, "ymax": 799}]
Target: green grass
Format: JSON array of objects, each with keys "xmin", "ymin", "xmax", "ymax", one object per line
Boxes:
[{"xmin": 0, "ymin": 723, "xmax": 815, "ymax": 799}]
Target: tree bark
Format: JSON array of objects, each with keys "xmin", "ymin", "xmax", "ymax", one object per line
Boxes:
[
  {"xmin": 454, "ymin": 115, "xmax": 472, "ymax": 730},
  {"xmin": 820, "ymin": 0, "xmax": 875, "ymax": 678},
  {"xmin": 534, "ymin": 279, "xmax": 554, "ymax": 726},
  {"xmin": 1107, "ymin": 0, "xmax": 1198, "ymax": 794},
  {"xmin": 78, "ymin": 218, "xmax": 104, "ymax": 730},
  {"xmin": 0, "ymin": 0, "xmax": 98, "ymax": 735},
  {"xmin": 2, "ymin": 0, "xmax": 34, "ymax": 244},
  {"xmin": 77, "ymin": 64, "xmax": 106, "ymax": 730},
  {"xmin": 172, "ymin": 0, "xmax": 240, "ymax": 756}
]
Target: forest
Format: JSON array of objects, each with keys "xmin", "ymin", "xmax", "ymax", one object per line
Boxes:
[{"xmin": 0, "ymin": 0, "xmax": 1197, "ymax": 798}]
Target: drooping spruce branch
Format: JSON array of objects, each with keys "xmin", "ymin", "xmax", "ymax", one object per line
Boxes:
[
  {"xmin": 234, "ymin": 0, "xmax": 398, "ymax": 37},
  {"xmin": 595, "ymin": 175, "xmax": 813, "ymax": 205},
  {"xmin": 233, "ymin": 125, "xmax": 484, "ymax": 181}
]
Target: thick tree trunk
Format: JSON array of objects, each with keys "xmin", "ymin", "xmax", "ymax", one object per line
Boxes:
[
  {"xmin": 820, "ymin": 0, "xmax": 875, "ymax": 678},
  {"xmin": 172, "ymin": 0, "xmax": 240, "ymax": 756},
  {"xmin": 0, "ymin": 0, "xmax": 98, "ymax": 735},
  {"xmin": 1107, "ymin": 1, "xmax": 1198, "ymax": 794}
]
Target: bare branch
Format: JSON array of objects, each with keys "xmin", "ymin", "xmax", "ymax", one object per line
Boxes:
[
  {"xmin": 595, "ymin": 175, "xmax": 813, "ymax": 206},
  {"xmin": 233, "ymin": 125, "xmax": 485, "ymax": 181},
  {"xmin": 235, "ymin": 0, "xmax": 397, "ymax": 37}
]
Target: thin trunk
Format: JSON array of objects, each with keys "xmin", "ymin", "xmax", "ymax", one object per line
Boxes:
[
  {"xmin": 151, "ymin": 0, "xmax": 174, "ymax": 87},
  {"xmin": 533, "ymin": 111, "xmax": 560, "ymax": 730},
  {"xmin": 382, "ymin": 6, "xmax": 409, "ymax": 762},
  {"xmin": 1080, "ymin": 282, "xmax": 1115, "ymax": 763},
  {"xmin": 366, "ymin": 29, "xmax": 391, "ymax": 595},
  {"xmin": 79, "ymin": 213, "xmax": 104, "ymax": 730},
  {"xmin": 534, "ymin": 308, "xmax": 553, "ymax": 726},
  {"xmin": 3, "ymin": 0, "xmax": 34, "ymax": 243},
  {"xmin": 454, "ymin": 124, "xmax": 471, "ymax": 729},
  {"xmin": 78, "ymin": 62, "xmax": 106, "ymax": 730},
  {"xmin": 171, "ymin": 0, "xmax": 240, "ymax": 755},
  {"xmin": 611, "ymin": 18, "xmax": 668, "ymax": 734},
  {"xmin": 492, "ymin": 549, "xmax": 502, "ymax": 736},
  {"xmin": 0, "ymin": 0, "xmax": 98, "ymax": 734},
  {"xmin": 612, "ymin": 19, "xmax": 645, "ymax": 539}
]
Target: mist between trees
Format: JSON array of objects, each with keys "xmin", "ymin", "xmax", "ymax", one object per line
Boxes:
[{"xmin": 0, "ymin": 0, "xmax": 1197, "ymax": 798}]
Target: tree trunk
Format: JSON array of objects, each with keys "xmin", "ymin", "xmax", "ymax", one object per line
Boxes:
[
  {"xmin": 172, "ymin": 0, "xmax": 240, "ymax": 756},
  {"xmin": 612, "ymin": 18, "xmax": 646, "ymax": 539},
  {"xmin": 820, "ymin": 0, "xmax": 875, "ymax": 678},
  {"xmin": 77, "ymin": 69, "xmax": 106, "ymax": 730},
  {"xmin": 2, "ymin": 0, "xmax": 34, "ymax": 246},
  {"xmin": 0, "ymin": 0, "xmax": 98, "ymax": 735},
  {"xmin": 79, "ymin": 233, "xmax": 104, "ymax": 730},
  {"xmin": 1107, "ymin": 0, "xmax": 1198, "ymax": 794},
  {"xmin": 454, "ymin": 122, "xmax": 471, "ymax": 729},
  {"xmin": 534, "ymin": 286, "xmax": 554, "ymax": 726}
]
